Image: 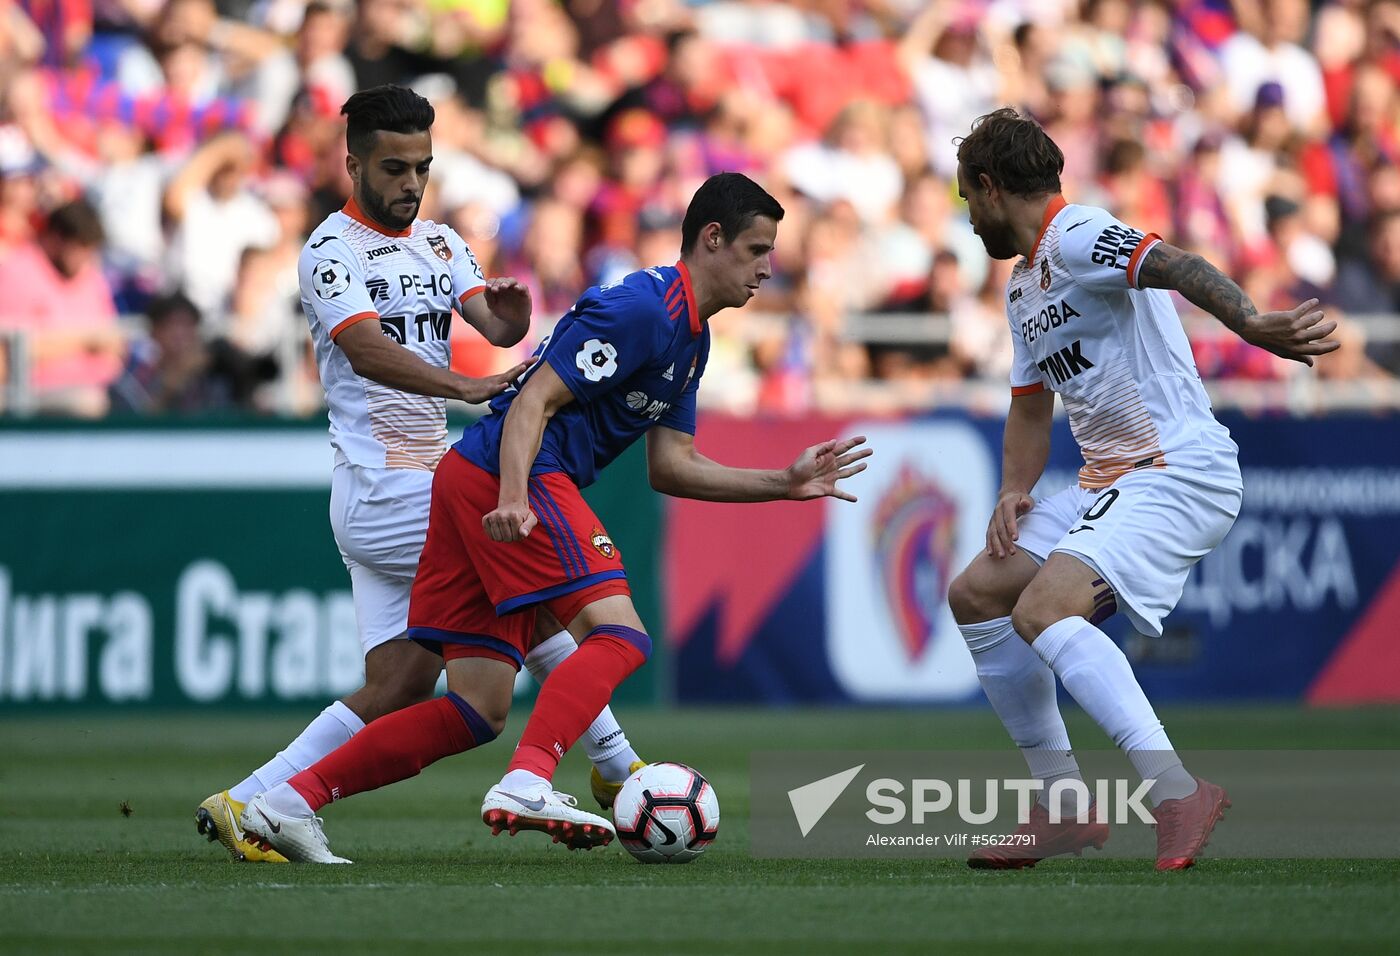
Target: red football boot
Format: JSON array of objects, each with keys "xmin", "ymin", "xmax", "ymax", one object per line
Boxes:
[
  {"xmin": 1151, "ymin": 776, "xmax": 1231, "ymax": 871},
  {"xmin": 967, "ymin": 801, "xmax": 1110, "ymax": 869}
]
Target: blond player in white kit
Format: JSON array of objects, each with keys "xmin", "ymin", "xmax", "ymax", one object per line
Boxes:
[
  {"xmin": 197, "ymin": 86, "xmax": 644, "ymax": 862},
  {"xmin": 946, "ymin": 109, "xmax": 1339, "ymax": 871}
]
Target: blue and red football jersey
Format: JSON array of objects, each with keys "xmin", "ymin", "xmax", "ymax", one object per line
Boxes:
[{"xmin": 454, "ymin": 262, "xmax": 710, "ymax": 488}]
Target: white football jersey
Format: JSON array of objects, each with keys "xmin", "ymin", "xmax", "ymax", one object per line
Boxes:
[
  {"xmin": 1007, "ymin": 198, "xmax": 1235, "ymax": 488},
  {"xmin": 299, "ymin": 199, "xmax": 486, "ymax": 471}
]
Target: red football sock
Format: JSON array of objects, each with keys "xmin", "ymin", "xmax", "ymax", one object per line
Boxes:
[
  {"xmin": 290, "ymin": 691, "xmax": 496, "ymax": 811},
  {"xmin": 510, "ymin": 626, "xmax": 650, "ymax": 780}
]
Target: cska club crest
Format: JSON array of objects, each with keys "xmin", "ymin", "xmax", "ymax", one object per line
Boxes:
[
  {"xmin": 1040, "ymin": 257, "xmax": 1052, "ymax": 291},
  {"xmin": 871, "ymin": 463, "xmax": 958, "ymax": 663},
  {"xmin": 428, "ymin": 234, "xmax": 453, "ymax": 262},
  {"xmin": 590, "ymin": 528, "xmax": 617, "ymax": 560}
]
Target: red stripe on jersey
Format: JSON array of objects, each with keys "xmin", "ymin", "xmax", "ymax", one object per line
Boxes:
[
  {"xmin": 674, "ymin": 260, "xmax": 701, "ymax": 334},
  {"xmin": 330, "ymin": 311, "xmax": 378, "ymax": 339},
  {"xmin": 1011, "ymin": 382, "xmax": 1046, "ymax": 396},
  {"xmin": 1126, "ymin": 235, "xmax": 1163, "ymax": 289},
  {"xmin": 459, "ymin": 284, "xmax": 486, "ymax": 305},
  {"xmin": 342, "ymin": 197, "xmax": 411, "ymax": 238},
  {"xmin": 1027, "ymin": 195, "xmax": 1067, "ymax": 265}
]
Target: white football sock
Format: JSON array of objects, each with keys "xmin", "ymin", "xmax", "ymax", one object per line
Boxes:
[
  {"xmin": 526, "ymin": 631, "xmax": 641, "ymax": 781},
  {"xmin": 960, "ymin": 617, "xmax": 1085, "ymax": 818},
  {"xmin": 262, "ymin": 781, "xmax": 314, "ymax": 818},
  {"xmin": 228, "ymin": 701, "xmax": 364, "ymax": 803},
  {"xmin": 500, "ymin": 768, "xmax": 549, "ymax": 792},
  {"xmin": 1032, "ymin": 616, "xmax": 1198, "ymax": 804}
]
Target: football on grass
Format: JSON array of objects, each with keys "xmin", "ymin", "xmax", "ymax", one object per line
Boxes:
[{"xmin": 612, "ymin": 762, "xmax": 719, "ymax": 863}]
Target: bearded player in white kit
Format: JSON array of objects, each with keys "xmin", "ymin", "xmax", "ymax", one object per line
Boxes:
[
  {"xmin": 947, "ymin": 109, "xmax": 1339, "ymax": 870},
  {"xmin": 196, "ymin": 85, "xmax": 646, "ymax": 862}
]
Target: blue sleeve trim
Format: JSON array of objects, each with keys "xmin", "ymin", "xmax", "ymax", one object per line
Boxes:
[{"xmin": 495, "ymin": 569, "xmax": 629, "ymax": 616}]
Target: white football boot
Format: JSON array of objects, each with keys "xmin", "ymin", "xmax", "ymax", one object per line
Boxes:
[
  {"xmin": 482, "ymin": 775, "xmax": 616, "ymax": 850},
  {"xmin": 238, "ymin": 791, "xmax": 351, "ymax": 864}
]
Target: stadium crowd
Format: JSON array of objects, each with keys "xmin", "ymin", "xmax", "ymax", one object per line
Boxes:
[{"xmin": 0, "ymin": 0, "xmax": 1397, "ymax": 417}]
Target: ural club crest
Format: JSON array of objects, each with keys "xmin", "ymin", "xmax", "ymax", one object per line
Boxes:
[
  {"xmin": 871, "ymin": 463, "xmax": 958, "ymax": 664},
  {"xmin": 590, "ymin": 528, "xmax": 617, "ymax": 560},
  {"xmin": 428, "ymin": 234, "xmax": 453, "ymax": 262},
  {"xmin": 1040, "ymin": 257, "xmax": 1052, "ymax": 291}
]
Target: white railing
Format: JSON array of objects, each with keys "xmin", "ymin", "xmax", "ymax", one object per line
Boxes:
[{"xmin": 2, "ymin": 312, "xmax": 1398, "ymax": 418}]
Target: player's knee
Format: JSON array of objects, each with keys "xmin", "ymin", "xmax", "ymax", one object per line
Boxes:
[
  {"xmin": 588, "ymin": 624, "xmax": 652, "ymax": 663},
  {"xmin": 476, "ymin": 704, "xmax": 509, "ymax": 739},
  {"xmin": 947, "ymin": 571, "xmax": 983, "ymax": 625},
  {"xmin": 948, "ymin": 569, "xmax": 1007, "ymax": 625},
  {"xmin": 1010, "ymin": 596, "xmax": 1056, "ymax": 644}
]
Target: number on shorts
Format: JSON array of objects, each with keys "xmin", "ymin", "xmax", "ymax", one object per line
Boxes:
[{"xmin": 1083, "ymin": 488, "xmax": 1120, "ymax": 522}]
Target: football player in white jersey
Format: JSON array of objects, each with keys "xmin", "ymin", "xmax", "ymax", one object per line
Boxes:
[
  {"xmin": 946, "ymin": 109, "xmax": 1339, "ymax": 870},
  {"xmin": 197, "ymin": 85, "xmax": 646, "ymax": 862}
]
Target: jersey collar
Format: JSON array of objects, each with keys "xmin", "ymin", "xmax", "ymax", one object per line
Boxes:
[
  {"xmin": 342, "ymin": 196, "xmax": 412, "ymax": 238},
  {"xmin": 675, "ymin": 260, "xmax": 702, "ymax": 335},
  {"xmin": 1027, "ymin": 194, "xmax": 1067, "ymax": 264}
]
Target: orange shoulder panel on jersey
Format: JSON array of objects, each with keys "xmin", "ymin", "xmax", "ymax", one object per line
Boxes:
[
  {"xmin": 1011, "ymin": 382, "xmax": 1046, "ymax": 396},
  {"xmin": 330, "ymin": 311, "xmax": 378, "ymax": 339},
  {"xmin": 1125, "ymin": 234, "xmax": 1163, "ymax": 289}
]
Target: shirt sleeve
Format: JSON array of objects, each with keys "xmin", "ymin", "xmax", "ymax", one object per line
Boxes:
[
  {"xmin": 543, "ymin": 289, "xmax": 654, "ymax": 403},
  {"xmin": 299, "ymin": 236, "xmax": 378, "ymax": 340},
  {"xmin": 441, "ymin": 225, "xmax": 487, "ymax": 307},
  {"xmin": 1057, "ymin": 207, "xmax": 1162, "ymax": 292},
  {"xmin": 656, "ymin": 330, "xmax": 709, "ymax": 435}
]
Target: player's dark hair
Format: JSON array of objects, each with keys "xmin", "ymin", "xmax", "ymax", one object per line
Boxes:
[
  {"xmin": 46, "ymin": 198, "xmax": 105, "ymax": 246},
  {"xmin": 341, "ymin": 85, "xmax": 435, "ymax": 158},
  {"xmin": 681, "ymin": 172, "xmax": 785, "ymax": 254},
  {"xmin": 955, "ymin": 108, "xmax": 1064, "ymax": 197}
]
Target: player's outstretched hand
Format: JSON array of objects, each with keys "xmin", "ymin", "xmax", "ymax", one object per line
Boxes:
[
  {"xmin": 483, "ymin": 501, "xmax": 537, "ymax": 542},
  {"xmin": 484, "ymin": 277, "xmax": 532, "ymax": 327},
  {"xmin": 456, "ymin": 363, "xmax": 530, "ymax": 404},
  {"xmin": 785, "ymin": 435, "xmax": 871, "ymax": 502},
  {"xmin": 987, "ymin": 490, "xmax": 1035, "ymax": 558},
  {"xmin": 1241, "ymin": 298, "xmax": 1340, "ymax": 367}
]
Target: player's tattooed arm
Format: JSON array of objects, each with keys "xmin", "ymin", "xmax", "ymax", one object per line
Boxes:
[
  {"xmin": 1136, "ymin": 242, "xmax": 1340, "ymax": 366},
  {"xmin": 1136, "ymin": 242, "xmax": 1255, "ymax": 333}
]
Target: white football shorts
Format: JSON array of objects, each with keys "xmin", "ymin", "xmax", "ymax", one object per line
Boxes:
[
  {"xmin": 329, "ymin": 461, "xmax": 433, "ymax": 652},
  {"xmin": 1015, "ymin": 446, "xmax": 1243, "ymax": 637}
]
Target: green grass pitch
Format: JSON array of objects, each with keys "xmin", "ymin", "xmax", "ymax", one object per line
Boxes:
[{"xmin": 3, "ymin": 705, "xmax": 1398, "ymax": 954}]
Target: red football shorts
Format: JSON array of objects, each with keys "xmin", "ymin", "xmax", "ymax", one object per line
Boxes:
[{"xmin": 407, "ymin": 450, "xmax": 630, "ymax": 669}]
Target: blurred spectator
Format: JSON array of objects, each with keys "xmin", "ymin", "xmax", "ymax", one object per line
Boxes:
[
  {"xmin": 1219, "ymin": 0, "xmax": 1327, "ymax": 134},
  {"xmin": 783, "ymin": 100, "xmax": 902, "ymax": 224},
  {"xmin": 109, "ymin": 291, "xmax": 267, "ymax": 413},
  {"xmin": 1335, "ymin": 210, "xmax": 1400, "ymax": 317},
  {"xmin": 0, "ymin": 198, "xmax": 122, "ymax": 416},
  {"xmin": 899, "ymin": 2, "xmax": 1002, "ymax": 179},
  {"xmin": 164, "ymin": 132, "xmax": 277, "ymax": 326}
]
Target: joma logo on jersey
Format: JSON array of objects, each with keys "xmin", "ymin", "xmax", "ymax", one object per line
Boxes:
[
  {"xmin": 1021, "ymin": 299, "xmax": 1082, "ymax": 344},
  {"xmin": 1036, "ymin": 339, "xmax": 1094, "ymax": 386},
  {"xmin": 367, "ymin": 244, "xmax": 401, "ymax": 260},
  {"xmin": 1090, "ymin": 225, "xmax": 1145, "ymax": 270}
]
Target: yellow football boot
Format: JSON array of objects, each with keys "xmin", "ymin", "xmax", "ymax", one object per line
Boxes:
[
  {"xmin": 590, "ymin": 760, "xmax": 647, "ymax": 811},
  {"xmin": 196, "ymin": 791, "xmax": 289, "ymax": 863}
]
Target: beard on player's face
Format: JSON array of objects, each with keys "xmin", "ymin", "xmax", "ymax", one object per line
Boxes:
[
  {"xmin": 360, "ymin": 183, "xmax": 420, "ymax": 229},
  {"xmin": 977, "ymin": 219, "xmax": 1019, "ymax": 260}
]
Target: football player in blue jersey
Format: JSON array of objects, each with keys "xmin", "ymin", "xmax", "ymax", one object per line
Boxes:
[{"xmin": 242, "ymin": 172, "xmax": 871, "ymax": 861}]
